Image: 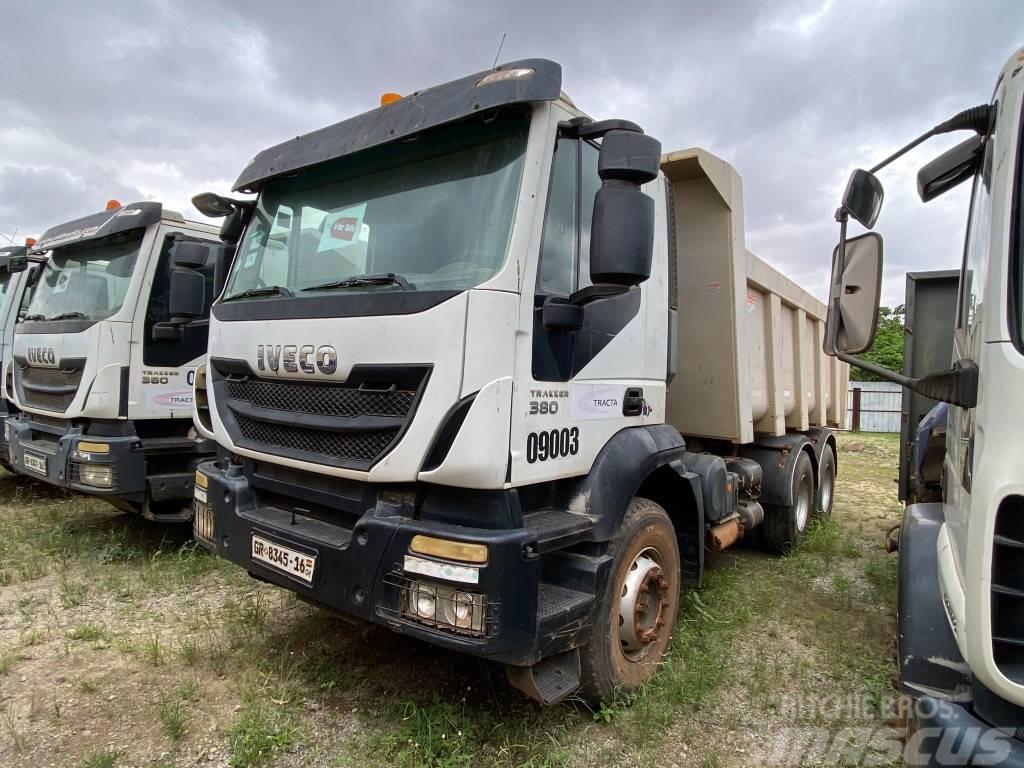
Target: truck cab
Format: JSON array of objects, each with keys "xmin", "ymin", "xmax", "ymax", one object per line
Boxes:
[
  {"xmin": 193, "ymin": 60, "xmax": 844, "ymax": 704},
  {"xmin": 824, "ymin": 45, "xmax": 1024, "ymax": 767},
  {"xmin": 6, "ymin": 202, "xmax": 221, "ymax": 520},
  {"xmin": 0, "ymin": 242, "xmax": 44, "ymax": 468}
]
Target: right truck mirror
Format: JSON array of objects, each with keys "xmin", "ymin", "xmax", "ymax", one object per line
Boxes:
[
  {"xmin": 825, "ymin": 232, "xmax": 884, "ymax": 355},
  {"xmin": 589, "ymin": 130, "xmax": 661, "ymax": 286},
  {"xmin": 842, "ymin": 169, "xmax": 884, "ymax": 228}
]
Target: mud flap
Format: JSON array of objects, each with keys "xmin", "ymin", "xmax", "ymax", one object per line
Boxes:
[{"xmin": 506, "ymin": 649, "xmax": 581, "ymax": 705}]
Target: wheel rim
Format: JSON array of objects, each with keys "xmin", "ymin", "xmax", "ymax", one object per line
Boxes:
[
  {"xmin": 795, "ymin": 475, "xmax": 812, "ymax": 531},
  {"xmin": 820, "ymin": 467, "xmax": 834, "ymax": 515},
  {"xmin": 618, "ymin": 547, "xmax": 671, "ymax": 660}
]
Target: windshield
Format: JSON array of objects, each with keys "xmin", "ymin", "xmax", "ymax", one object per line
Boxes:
[
  {"xmin": 223, "ymin": 112, "xmax": 529, "ymax": 300},
  {"xmin": 25, "ymin": 231, "xmax": 142, "ymax": 322}
]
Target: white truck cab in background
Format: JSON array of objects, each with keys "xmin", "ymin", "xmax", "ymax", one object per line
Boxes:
[
  {"xmin": 0, "ymin": 242, "xmax": 45, "ymax": 469},
  {"xmin": 825, "ymin": 45, "xmax": 1024, "ymax": 768},
  {"xmin": 6, "ymin": 202, "xmax": 221, "ymax": 520}
]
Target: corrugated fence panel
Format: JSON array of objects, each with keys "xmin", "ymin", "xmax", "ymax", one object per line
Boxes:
[{"xmin": 847, "ymin": 381, "xmax": 902, "ymax": 433}]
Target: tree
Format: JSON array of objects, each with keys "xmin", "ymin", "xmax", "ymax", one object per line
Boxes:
[{"xmin": 850, "ymin": 305, "xmax": 904, "ymax": 381}]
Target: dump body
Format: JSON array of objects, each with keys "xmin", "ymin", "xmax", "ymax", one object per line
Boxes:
[{"xmin": 662, "ymin": 148, "xmax": 847, "ymax": 444}]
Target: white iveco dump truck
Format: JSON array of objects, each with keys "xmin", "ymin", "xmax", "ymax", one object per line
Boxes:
[
  {"xmin": 5, "ymin": 202, "xmax": 220, "ymax": 520},
  {"xmin": 824, "ymin": 46, "xmax": 1024, "ymax": 766},
  {"xmin": 0, "ymin": 241, "xmax": 45, "ymax": 468},
  {"xmin": 191, "ymin": 59, "xmax": 846, "ymax": 704}
]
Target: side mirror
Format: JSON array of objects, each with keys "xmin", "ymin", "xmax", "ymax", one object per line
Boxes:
[
  {"xmin": 172, "ymin": 241, "xmax": 210, "ymax": 269},
  {"xmin": 918, "ymin": 135, "xmax": 984, "ymax": 202},
  {"xmin": 168, "ymin": 269, "xmax": 205, "ymax": 320},
  {"xmin": 842, "ymin": 169, "xmax": 884, "ymax": 228},
  {"xmin": 590, "ymin": 130, "xmax": 661, "ymax": 286},
  {"xmin": 825, "ymin": 232, "xmax": 883, "ymax": 355},
  {"xmin": 542, "ymin": 296, "xmax": 584, "ymax": 332}
]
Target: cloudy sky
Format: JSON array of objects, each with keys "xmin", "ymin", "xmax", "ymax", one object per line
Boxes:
[{"xmin": 1, "ymin": 0, "xmax": 1021, "ymax": 305}]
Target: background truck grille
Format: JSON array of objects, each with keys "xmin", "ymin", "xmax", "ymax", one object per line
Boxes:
[
  {"xmin": 991, "ymin": 496, "xmax": 1024, "ymax": 684},
  {"xmin": 15, "ymin": 366, "xmax": 83, "ymax": 413},
  {"xmin": 213, "ymin": 363, "xmax": 430, "ymax": 470}
]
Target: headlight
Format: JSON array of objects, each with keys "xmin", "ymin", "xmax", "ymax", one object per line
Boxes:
[
  {"xmin": 402, "ymin": 579, "xmax": 486, "ymax": 635},
  {"xmin": 78, "ymin": 464, "xmax": 114, "ymax": 488}
]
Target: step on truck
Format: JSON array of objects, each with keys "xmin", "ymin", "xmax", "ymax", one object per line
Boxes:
[
  {"xmin": 6, "ymin": 201, "xmax": 221, "ymax": 520},
  {"xmin": 823, "ymin": 46, "xmax": 1024, "ymax": 766},
  {"xmin": 0, "ymin": 241, "xmax": 45, "ymax": 469},
  {"xmin": 191, "ymin": 59, "xmax": 847, "ymax": 704}
]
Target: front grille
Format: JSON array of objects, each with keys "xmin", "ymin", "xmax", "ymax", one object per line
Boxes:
[
  {"xmin": 214, "ymin": 364, "xmax": 430, "ymax": 470},
  {"xmin": 235, "ymin": 414, "xmax": 398, "ymax": 463},
  {"xmin": 17, "ymin": 366, "xmax": 83, "ymax": 413},
  {"xmin": 226, "ymin": 378, "xmax": 416, "ymax": 418},
  {"xmin": 991, "ymin": 497, "xmax": 1024, "ymax": 684}
]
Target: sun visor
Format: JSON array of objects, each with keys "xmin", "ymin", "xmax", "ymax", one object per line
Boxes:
[
  {"xmin": 232, "ymin": 58, "xmax": 562, "ymax": 193},
  {"xmin": 31, "ymin": 202, "xmax": 163, "ymax": 253}
]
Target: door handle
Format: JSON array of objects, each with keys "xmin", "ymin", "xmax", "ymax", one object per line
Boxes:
[{"xmin": 623, "ymin": 387, "xmax": 644, "ymax": 417}]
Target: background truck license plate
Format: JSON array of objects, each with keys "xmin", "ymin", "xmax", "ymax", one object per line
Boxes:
[{"xmin": 23, "ymin": 452, "xmax": 47, "ymax": 475}]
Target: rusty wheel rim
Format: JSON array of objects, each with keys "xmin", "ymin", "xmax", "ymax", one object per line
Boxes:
[{"xmin": 617, "ymin": 547, "xmax": 671, "ymax": 661}]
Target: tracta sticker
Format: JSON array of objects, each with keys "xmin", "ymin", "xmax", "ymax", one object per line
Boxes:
[{"xmin": 571, "ymin": 383, "xmax": 626, "ymax": 420}]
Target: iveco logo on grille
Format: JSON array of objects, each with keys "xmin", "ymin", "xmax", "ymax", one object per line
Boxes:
[
  {"xmin": 256, "ymin": 345, "xmax": 337, "ymax": 374},
  {"xmin": 26, "ymin": 347, "xmax": 58, "ymax": 367}
]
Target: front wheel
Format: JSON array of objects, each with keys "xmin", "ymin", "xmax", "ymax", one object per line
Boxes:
[
  {"xmin": 578, "ymin": 498, "xmax": 681, "ymax": 704},
  {"xmin": 762, "ymin": 450, "xmax": 815, "ymax": 554}
]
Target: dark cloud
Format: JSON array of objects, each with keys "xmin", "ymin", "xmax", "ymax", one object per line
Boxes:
[{"xmin": 1, "ymin": 0, "xmax": 1021, "ymax": 302}]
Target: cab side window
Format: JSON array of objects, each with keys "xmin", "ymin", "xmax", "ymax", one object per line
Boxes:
[
  {"xmin": 537, "ymin": 138, "xmax": 602, "ymax": 296},
  {"xmin": 959, "ymin": 132, "xmax": 995, "ymax": 332},
  {"xmin": 144, "ymin": 236, "xmax": 217, "ymax": 367}
]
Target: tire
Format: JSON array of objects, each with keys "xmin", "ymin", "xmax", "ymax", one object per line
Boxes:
[
  {"xmin": 762, "ymin": 450, "xmax": 814, "ymax": 554},
  {"xmin": 814, "ymin": 444, "xmax": 836, "ymax": 521},
  {"xmin": 578, "ymin": 498, "xmax": 681, "ymax": 704}
]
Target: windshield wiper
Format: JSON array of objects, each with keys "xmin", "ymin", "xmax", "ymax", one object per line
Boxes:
[
  {"xmin": 302, "ymin": 273, "xmax": 413, "ymax": 292},
  {"xmin": 49, "ymin": 312, "xmax": 87, "ymax": 321},
  {"xmin": 23, "ymin": 313, "xmax": 47, "ymax": 321},
  {"xmin": 222, "ymin": 285, "xmax": 294, "ymax": 302}
]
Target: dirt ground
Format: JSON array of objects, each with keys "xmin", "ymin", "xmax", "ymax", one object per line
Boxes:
[{"xmin": 0, "ymin": 431, "xmax": 905, "ymax": 768}]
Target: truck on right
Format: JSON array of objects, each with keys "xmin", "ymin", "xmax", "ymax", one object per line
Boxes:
[{"xmin": 823, "ymin": 45, "xmax": 1024, "ymax": 767}]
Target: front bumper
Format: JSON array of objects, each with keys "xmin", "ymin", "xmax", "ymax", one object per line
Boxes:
[
  {"xmin": 907, "ymin": 696, "xmax": 1024, "ymax": 767},
  {"xmin": 195, "ymin": 459, "xmax": 550, "ymax": 665},
  {"xmin": 6, "ymin": 413, "xmax": 207, "ymax": 518}
]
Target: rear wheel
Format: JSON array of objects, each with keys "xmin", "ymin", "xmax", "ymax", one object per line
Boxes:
[
  {"xmin": 762, "ymin": 450, "xmax": 814, "ymax": 554},
  {"xmin": 815, "ymin": 444, "xmax": 836, "ymax": 521},
  {"xmin": 578, "ymin": 498, "xmax": 681, "ymax": 704}
]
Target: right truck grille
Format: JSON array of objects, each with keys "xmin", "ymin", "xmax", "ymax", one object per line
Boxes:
[
  {"xmin": 15, "ymin": 366, "xmax": 83, "ymax": 413},
  {"xmin": 991, "ymin": 496, "xmax": 1024, "ymax": 684},
  {"xmin": 213, "ymin": 363, "xmax": 430, "ymax": 471}
]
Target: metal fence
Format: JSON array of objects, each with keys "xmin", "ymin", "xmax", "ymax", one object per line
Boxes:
[{"xmin": 847, "ymin": 380, "xmax": 902, "ymax": 433}]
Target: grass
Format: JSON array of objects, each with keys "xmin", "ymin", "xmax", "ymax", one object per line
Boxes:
[
  {"xmin": 0, "ymin": 432, "xmax": 904, "ymax": 767},
  {"xmin": 78, "ymin": 750, "xmax": 121, "ymax": 768},
  {"xmin": 66, "ymin": 622, "xmax": 106, "ymax": 642}
]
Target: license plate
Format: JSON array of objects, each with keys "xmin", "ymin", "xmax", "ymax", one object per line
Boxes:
[
  {"xmin": 250, "ymin": 535, "xmax": 316, "ymax": 584},
  {"xmin": 23, "ymin": 451, "xmax": 47, "ymax": 476}
]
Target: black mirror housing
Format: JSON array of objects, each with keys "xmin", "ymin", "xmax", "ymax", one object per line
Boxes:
[
  {"xmin": 152, "ymin": 322, "xmax": 183, "ymax": 342},
  {"xmin": 918, "ymin": 135, "xmax": 984, "ymax": 203},
  {"xmin": 590, "ymin": 184, "xmax": 655, "ymax": 285},
  {"xmin": 842, "ymin": 169, "xmax": 884, "ymax": 228},
  {"xmin": 597, "ymin": 130, "xmax": 661, "ymax": 184},
  {"xmin": 172, "ymin": 241, "xmax": 209, "ymax": 269},
  {"xmin": 168, "ymin": 269, "xmax": 205, "ymax": 320}
]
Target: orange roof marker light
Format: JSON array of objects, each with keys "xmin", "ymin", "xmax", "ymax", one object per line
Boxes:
[
  {"xmin": 24, "ymin": 237, "xmax": 36, "ymax": 247},
  {"xmin": 380, "ymin": 92, "xmax": 402, "ymax": 106},
  {"xmin": 105, "ymin": 199, "xmax": 121, "ymax": 211}
]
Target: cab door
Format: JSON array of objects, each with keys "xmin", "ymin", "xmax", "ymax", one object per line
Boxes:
[
  {"xmin": 128, "ymin": 226, "xmax": 218, "ymax": 421},
  {"xmin": 944, "ymin": 93, "xmax": 999, "ymax": 567}
]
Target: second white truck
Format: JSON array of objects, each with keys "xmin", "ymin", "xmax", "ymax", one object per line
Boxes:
[{"xmin": 6, "ymin": 202, "xmax": 221, "ymax": 520}]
